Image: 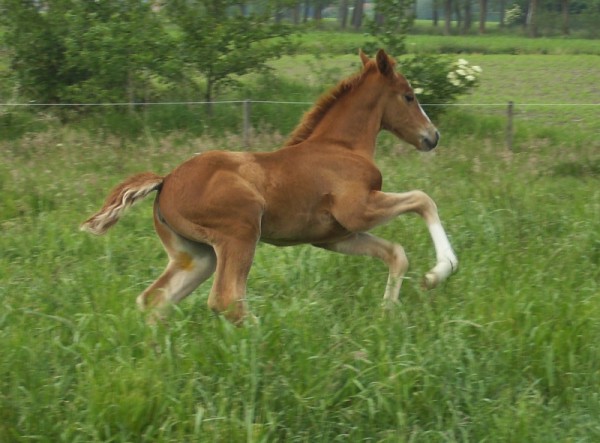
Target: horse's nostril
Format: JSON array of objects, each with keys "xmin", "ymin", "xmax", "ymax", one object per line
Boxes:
[{"xmin": 422, "ymin": 131, "xmax": 439, "ymax": 151}]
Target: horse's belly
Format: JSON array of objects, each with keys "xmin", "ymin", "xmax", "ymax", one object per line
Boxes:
[{"xmin": 260, "ymin": 210, "xmax": 350, "ymax": 246}]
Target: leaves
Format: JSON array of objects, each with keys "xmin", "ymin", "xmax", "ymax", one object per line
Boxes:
[
  {"xmin": 1, "ymin": 0, "xmax": 297, "ymax": 113},
  {"xmin": 166, "ymin": 1, "xmax": 296, "ymax": 104}
]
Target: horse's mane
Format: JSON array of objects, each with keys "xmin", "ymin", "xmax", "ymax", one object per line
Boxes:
[{"xmin": 284, "ymin": 61, "xmax": 376, "ymax": 146}]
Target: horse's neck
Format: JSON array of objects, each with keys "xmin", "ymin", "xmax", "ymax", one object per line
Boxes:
[{"xmin": 304, "ymin": 83, "xmax": 384, "ymax": 156}]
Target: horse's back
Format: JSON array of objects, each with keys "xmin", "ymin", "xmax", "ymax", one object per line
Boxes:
[{"xmin": 156, "ymin": 146, "xmax": 383, "ymax": 246}]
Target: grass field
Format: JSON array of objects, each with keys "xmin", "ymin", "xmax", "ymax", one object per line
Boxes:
[{"xmin": 1, "ymin": 38, "xmax": 600, "ymax": 441}]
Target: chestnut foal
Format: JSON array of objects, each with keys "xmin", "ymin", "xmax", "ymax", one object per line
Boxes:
[{"xmin": 82, "ymin": 49, "xmax": 458, "ymax": 324}]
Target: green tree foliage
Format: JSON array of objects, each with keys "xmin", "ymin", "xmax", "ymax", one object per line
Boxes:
[
  {"xmin": 1, "ymin": 0, "xmax": 177, "ymax": 107},
  {"xmin": 367, "ymin": 0, "xmax": 415, "ymax": 57},
  {"xmin": 166, "ymin": 0, "xmax": 297, "ymax": 110},
  {"xmin": 60, "ymin": 1, "xmax": 178, "ymax": 105}
]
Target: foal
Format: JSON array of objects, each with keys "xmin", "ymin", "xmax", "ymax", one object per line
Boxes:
[{"xmin": 82, "ymin": 49, "xmax": 458, "ymax": 324}]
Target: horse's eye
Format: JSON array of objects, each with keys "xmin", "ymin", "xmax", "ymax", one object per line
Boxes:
[{"xmin": 404, "ymin": 94, "xmax": 415, "ymax": 103}]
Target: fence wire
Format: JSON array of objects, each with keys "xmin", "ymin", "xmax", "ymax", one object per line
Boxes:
[{"xmin": 1, "ymin": 100, "xmax": 599, "ymax": 107}]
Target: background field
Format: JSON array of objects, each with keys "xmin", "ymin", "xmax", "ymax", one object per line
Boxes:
[{"xmin": 1, "ymin": 33, "xmax": 600, "ymax": 442}]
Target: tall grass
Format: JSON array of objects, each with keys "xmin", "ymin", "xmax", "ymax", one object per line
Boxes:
[{"xmin": 1, "ymin": 104, "xmax": 599, "ymax": 441}]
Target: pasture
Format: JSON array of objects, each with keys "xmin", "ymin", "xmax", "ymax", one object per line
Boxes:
[{"xmin": 1, "ymin": 42, "xmax": 600, "ymax": 441}]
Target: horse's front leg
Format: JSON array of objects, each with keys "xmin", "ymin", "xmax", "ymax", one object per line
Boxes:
[
  {"xmin": 314, "ymin": 233, "xmax": 409, "ymax": 306},
  {"xmin": 334, "ymin": 190, "xmax": 458, "ymax": 289}
]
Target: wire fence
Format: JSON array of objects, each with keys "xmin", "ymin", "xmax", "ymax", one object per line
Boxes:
[
  {"xmin": 3, "ymin": 100, "xmax": 600, "ymax": 107},
  {"xmin": 2, "ymin": 99, "xmax": 599, "ymax": 150}
]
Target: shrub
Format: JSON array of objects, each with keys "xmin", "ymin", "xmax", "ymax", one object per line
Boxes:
[{"xmin": 401, "ymin": 55, "xmax": 482, "ymax": 119}]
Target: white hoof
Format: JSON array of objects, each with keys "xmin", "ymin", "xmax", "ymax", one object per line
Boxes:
[{"xmin": 423, "ymin": 254, "xmax": 458, "ymax": 289}]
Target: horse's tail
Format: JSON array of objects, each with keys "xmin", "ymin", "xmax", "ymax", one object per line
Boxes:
[{"xmin": 81, "ymin": 172, "xmax": 164, "ymax": 236}]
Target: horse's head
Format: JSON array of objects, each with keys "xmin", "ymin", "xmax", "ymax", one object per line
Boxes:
[{"xmin": 362, "ymin": 49, "xmax": 440, "ymax": 152}]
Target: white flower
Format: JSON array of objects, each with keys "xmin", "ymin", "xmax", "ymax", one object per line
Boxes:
[
  {"xmin": 466, "ymin": 75, "xmax": 475, "ymax": 82},
  {"xmin": 458, "ymin": 58, "xmax": 469, "ymax": 66},
  {"xmin": 472, "ymin": 65, "xmax": 482, "ymax": 73},
  {"xmin": 414, "ymin": 87, "xmax": 424, "ymax": 94},
  {"xmin": 456, "ymin": 69, "xmax": 466, "ymax": 76}
]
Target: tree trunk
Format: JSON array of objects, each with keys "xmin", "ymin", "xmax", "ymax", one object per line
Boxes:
[
  {"xmin": 313, "ymin": 0, "xmax": 323, "ymax": 26},
  {"xmin": 127, "ymin": 69, "xmax": 135, "ymax": 114},
  {"xmin": 293, "ymin": 3, "xmax": 301, "ymax": 24},
  {"xmin": 444, "ymin": 0, "xmax": 452, "ymax": 35},
  {"xmin": 274, "ymin": 1, "xmax": 284, "ymax": 24},
  {"xmin": 205, "ymin": 78, "xmax": 213, "ymax": 116},
  {"xmin": 454, "ymin": 0, "xmax": 462, "ymax": 32},
  {"xmin": 352, "ymin": 0, "xmax": 364, "ymax": 30},
  {"xmin": 562, "ymin": 0, "xmax": 570, "ymax": 35},
  {"xmin": 432, "ymin": 0, "xmax": 439, "ymax": 26},
  {"xmin": 339, "ymin": 0, "xmax": 349, "ymax": 29},
  {"xmin": 303, "ymin": 0, "xmax": 310, "ymax": 23},
  {"xmin": 499, "ymin": 0, "xmax": 506, "ymax": 28},
  {"xmin": 478, "ymin": 0, "xmax": 487, "ymax": 34},
  {"xmin": 526, "ymin": 0, "xmax": 538, "ymax": 37},
  {"xmin": 463, "ymin": 0, "xmax": 472, "ymax": 33}
]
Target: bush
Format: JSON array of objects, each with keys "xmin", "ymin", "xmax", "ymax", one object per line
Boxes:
[{"xmin": 401, "ymin": 55, "xmax": 482, "ymax": 119}]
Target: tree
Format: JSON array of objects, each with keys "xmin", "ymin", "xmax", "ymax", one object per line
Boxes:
[
  {"xmin": 499, "ymin": 0, "xmax": 506, "ymax": 27},
  {"xmin": 369, "ymin": 0, "xmax": 415, "ymax": 57},
  {"xmin": 1, "ymin": 0, "xmax": 177, "ymax": 109},
  {"xmin": 2, "ymin": 0, "xmax": 71, "ymax": 105},
  {"xmin": 62, "ymin": 0, "xmax": 177, "ymax": 107},
  {"xmin": 339, "ymin": 0, "xmax": 350, "ymax": 28},
  {"xmin": 166, "ymin": 0, "xmax": 296, "ymax": 113},
  {"xmin": 462, "ymin": 0, "xmax": 473, "ymax": 33},
  {"xmin": 444, "ymin": 0, "xmax": 452, "ymax": 34},
  {"xmin": 526, "ymin": 0, "xmax": 539, "ymax": 36},
  {"xmin": 561, "ymin": 0, "xmax": 570, "ymax": 34},
  {"xmin": 351, "ymin": 0, "xmax": 365, "ymax": 29},
  {"xmin": 432, "ymin": 0, "xmax": 440, "ymax": 26},
  {"xmin": 479, "ymin": 0, "xmax": 488, "ymax": 33}
]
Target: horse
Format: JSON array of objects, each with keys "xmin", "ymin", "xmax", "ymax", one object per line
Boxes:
[{"xmin": 81, "ymin": 49, "xmax": 458, "ymax": 325}]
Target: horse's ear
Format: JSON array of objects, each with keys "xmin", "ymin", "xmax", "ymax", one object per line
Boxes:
[
  {"xmin": 376, "ymin": 49, "xmax": 394, "ymax": 77},
  {"xmin": 359, "ymin": 49, "xmax": 370, "ymax": 66}
]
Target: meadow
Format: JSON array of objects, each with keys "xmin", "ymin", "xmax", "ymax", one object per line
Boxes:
[{"xmin": 1, "ymin": 34, "xmax": 600, "ymax": 441}]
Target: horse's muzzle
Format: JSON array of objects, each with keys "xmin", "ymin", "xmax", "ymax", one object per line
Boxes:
[{"xmin": 421, "ymin": 130, "xmax": 440, "ymax": 151}]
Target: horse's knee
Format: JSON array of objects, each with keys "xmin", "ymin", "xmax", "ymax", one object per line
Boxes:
[{"xmin": 391, "ymin": 244, "xmax": 409, "ymax": 275}]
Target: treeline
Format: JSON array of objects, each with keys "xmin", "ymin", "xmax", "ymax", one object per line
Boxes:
[
  {"xmin": 0, "ymin": 0, "xmax": 597, "ymax": 112},
  {"xmin": 1, "ymin": 0, "xmax": 299, "ymax": 109},
  {"xmin": 199, "ymin": 0, "xmax": 600, "ymax": 36},
  {"xmin": 0, "ymin": 0, "xmax": 420, "ymax": 111},
  {"xmin": 427, "ymin": 0, "xmax": 600, "ymax": 36}
]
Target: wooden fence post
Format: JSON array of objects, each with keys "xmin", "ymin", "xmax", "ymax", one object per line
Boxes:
[
  {"xmin": 506, "ymin": 101, "xmax": 514, "ymax": 151},
  {"xmin": 243, "ymin": 100, "xmax": 251, "ymax": 148}
]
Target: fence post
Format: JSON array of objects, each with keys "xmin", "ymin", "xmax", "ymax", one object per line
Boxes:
[
  {"xmin": 506, "ymin": 101, "xmax": 514, "ymax": 151},
  {"xmin": 243, "ymin": 99, "xmax": 251, "ymax": 148}
]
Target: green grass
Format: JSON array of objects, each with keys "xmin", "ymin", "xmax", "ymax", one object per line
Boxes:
[
  {"xmin": 1, "ymin": 115, "xmax": 599, "ymax": 441},
  {"xmin": 294, "ymin": 29, "xmax": 600, "ymax": 56},
  {"xmin": 2, "ymin": 37, "xmax": 600, "ymax": 441}
]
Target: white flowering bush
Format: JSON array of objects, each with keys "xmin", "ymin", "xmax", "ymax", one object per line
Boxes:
[
  {"xmin": 448, "ymin": 58, "xmax": 482, "ymax": 88},
  {"xmin": 401, "ymin": 55, "xmax": 482, "ymax": 119},
  {"xmin": 505, "ymin": 4, "xmax": 524, "ymax": 26}
]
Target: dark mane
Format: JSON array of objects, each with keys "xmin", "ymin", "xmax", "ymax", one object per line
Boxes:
[{"xmin": 284, "ymin": 61, "xmax": 376, "ymax": 146}]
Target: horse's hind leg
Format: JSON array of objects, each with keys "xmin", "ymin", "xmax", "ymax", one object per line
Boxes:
[
  {"xmin": 207, "ymin": 238, "xmax": 258, "ymax": 325},
  {"xmin": 315, "ymin": 233, "xmax": 409, "ymax": 307},
  {"xmin": 137, "ymin": 204, "xmax": 216, "ymax": 317}
]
